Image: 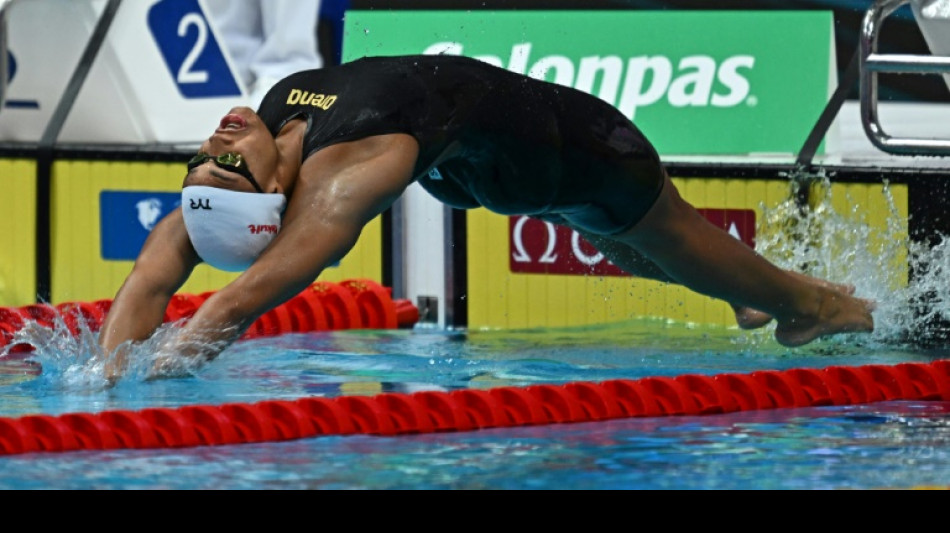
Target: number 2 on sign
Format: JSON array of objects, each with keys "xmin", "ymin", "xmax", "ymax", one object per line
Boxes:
[
  {"xmin": 148, "ymin": 0, "xmax": 242, "ymax": 99},
  {"xmin": 177, "ymin": 13, "xmax": 209, "ymax": 84}
]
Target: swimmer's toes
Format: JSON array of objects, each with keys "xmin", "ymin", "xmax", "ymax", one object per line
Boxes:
[
  {"xmin": 825, "ymin": 280, "xmax": 856, "ymax": 296},
  {"xmin": 774, "ymin": 303, "xmax": 875, "ymax": 348}
]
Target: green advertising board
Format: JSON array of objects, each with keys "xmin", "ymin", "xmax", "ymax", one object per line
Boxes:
[{"xmin": 342, "ymin": 11, "xmax": 836, "ymax": 157}]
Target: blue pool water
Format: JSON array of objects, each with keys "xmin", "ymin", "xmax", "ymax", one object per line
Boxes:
[{"xmin": 0, "ymin": 319, "xmax": 948, "ymax": 490}]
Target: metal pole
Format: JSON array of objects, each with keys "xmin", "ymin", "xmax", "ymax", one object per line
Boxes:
[
  {"xmin": 35, "ymin": 0, "xmax": 122, "ymax": 303},
  {"xmin": 442, "ymin": 206, "xmax": 467, "ymax": 330},
  {"xmin": 389, "ymin": 198, "xmax": 407, "ymax": 300},
  {"xmin": 865, "ymin": 54, "xmax": 950, "ymax": 73},
  {"xmin": 38, "ymin": 0, "xmax": 123, "ymax": 148},
  {"xmin": 796, "ymin": 46, "xmax": 863, "ymax": 170}
]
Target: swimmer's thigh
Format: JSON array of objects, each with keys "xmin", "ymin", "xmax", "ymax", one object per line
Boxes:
[{"xmin": 552, "ymin": 96, "xmax": 667, "ymax": 236}]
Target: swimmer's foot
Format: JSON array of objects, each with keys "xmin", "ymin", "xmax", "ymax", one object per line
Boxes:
[
  {"xmin": 773, "ymin": 289, "xmax": 876, "ymax": 348},
  {"xmin": 733, "ymin": 305, "xmax": 774, "ymax": 330},
  {"xmin": 786, "ymin": 270, "xmax": 856, "ymax": 297},
  {"xmin": 731, "ymin": 271, "xmax": 857, "ymax": 331}
]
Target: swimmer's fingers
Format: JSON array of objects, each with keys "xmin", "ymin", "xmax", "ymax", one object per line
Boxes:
[
  {"xmin": 103, "ymin": 373, "xmax": 119, "ymax": 389},
  {"xmin": 836, "ymin": 283, "xmax": 857, "ymax": 296},
  {"xmin": 146, "ymin": 354, "xmax": 199, "ymax": 381},
  {"xmin": 101, "ymin": 344, "xmax": 130, "ymax": 387}
]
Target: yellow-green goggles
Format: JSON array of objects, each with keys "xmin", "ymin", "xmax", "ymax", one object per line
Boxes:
[{"xmin": 187, "ymin": 152, "xmax": 264, "ymax": 193}]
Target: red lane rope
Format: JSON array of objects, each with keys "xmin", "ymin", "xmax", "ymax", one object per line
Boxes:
[
  {"xmin": 0, "ymin": 280, "xmax": 420, "ymax": 355},
  {"xmin": 0, "ymin": 360, "xmax": 947, "ymax": 456}
]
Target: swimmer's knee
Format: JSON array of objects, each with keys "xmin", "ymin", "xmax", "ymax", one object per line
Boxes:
[{"xmin": 647, "ymin": 174, "xmax": 691, "ymax": 218}]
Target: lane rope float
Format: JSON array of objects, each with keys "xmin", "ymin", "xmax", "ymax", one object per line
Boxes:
[
  {"xmin": 0, "ymin": 279, "xmax": 420, "ymax": 354},
  {"xmin": 0, "ymin": 359, "xmax": 946, "ymax": 455}
]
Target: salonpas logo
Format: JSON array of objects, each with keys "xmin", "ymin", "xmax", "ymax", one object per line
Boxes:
[
  {"xmin": 424, "ymin": 42, "xmax": 755, "ymax": 120},
  {"xmin": 342, "ymin": 10, "xmax": 834, "ymax": 154}
]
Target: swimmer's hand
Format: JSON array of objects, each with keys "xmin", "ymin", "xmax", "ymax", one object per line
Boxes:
[
  {"xmin": 144, "ymin": 325, "xmax": 237, "ymax": 381},
  {"xmin": 101, "ymin": 343, "xmax": 132, "ymax": 387},
  {"xmin": 145, "ymin": 352, "xmax": 201, "ymax": 381},
  {"xmin": 100, "ymin": 339, "xmax": 204, "ymax": 384}
]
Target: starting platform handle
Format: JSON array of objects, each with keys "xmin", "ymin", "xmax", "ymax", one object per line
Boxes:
[{"xmin": 861, "ymin": 0, "xmax": 950, "ymax": 156}]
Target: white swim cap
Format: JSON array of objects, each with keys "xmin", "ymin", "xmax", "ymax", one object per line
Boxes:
[{"xmin": 182, "ymin": 186, "xmax": 287, "ymax": 272}]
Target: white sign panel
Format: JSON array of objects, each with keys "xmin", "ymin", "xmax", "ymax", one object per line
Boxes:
[
  {"xmin": 913, "ymin": 0, "xmax": 950, "ymax": 91},
  {"xmin": 0, "ymin": 0, "xmax": 252, "ymax": 144}
]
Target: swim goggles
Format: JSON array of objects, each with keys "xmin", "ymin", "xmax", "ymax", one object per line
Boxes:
[{"xmin": 187, "ymin": 152, "xmax": 265, "ymax": 194}]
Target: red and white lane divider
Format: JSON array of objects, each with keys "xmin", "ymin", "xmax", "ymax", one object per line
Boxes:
[
  {"xmin": 0, "ymin": 359, "xmax": 946, "ymax": 456},
  {"xmin": 0, "ymin": 279, "xmax": 421, "ymax": 355}
]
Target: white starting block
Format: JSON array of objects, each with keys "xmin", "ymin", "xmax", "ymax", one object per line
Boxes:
[
  {"xmin": 861, "ymin": 0, "xmax": 950, "ymax": 156},
  {"xmin": 913, "ymin": 0, "xmax": 950, "ymax": 91},
  {"xmin": 0, "ymin": 0, "xmax": 252, "ymax": 145}
]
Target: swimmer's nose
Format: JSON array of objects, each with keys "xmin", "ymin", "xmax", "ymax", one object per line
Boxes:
[
  {"xmin": 227, "ymin": 106, "xmax": 257, "ymax": 121},
  {"xmin": 208, "ymin": 132, "xmax": 235, "ymax": 148}
]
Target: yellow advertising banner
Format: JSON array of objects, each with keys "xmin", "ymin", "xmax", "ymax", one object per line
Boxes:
[
  {"xmin": 0, "ymin": 159, "xmax": 37, "ymax": 307},
  {"xmin": 467, "ymin": 177, "xmax": 909, "ymax": 330},
  {"xmin": 50, "ymin": 160, "xmax": 382, "ymax": 305}
]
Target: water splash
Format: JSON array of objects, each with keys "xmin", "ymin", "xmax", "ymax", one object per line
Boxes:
[
  {"xmin": 3, "ymin": 174, "xmax": 947, "ymax": 390},
  {"xmin": 752, "ymin": 175, "xmax": 950, "ymax": 348},
  {"xmin": 0, "ymin": 313, "xmax": 218, "ymax": 390}
]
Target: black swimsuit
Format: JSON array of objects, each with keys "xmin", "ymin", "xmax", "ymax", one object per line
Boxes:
[{"xmin": 258, "ymin": 55, "xmax": 665, "ymax": 236}]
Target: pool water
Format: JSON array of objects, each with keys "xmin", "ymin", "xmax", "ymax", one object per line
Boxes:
[{"xmin": 0, "ymin": 319, "xmax": 948, "ymax": 490}]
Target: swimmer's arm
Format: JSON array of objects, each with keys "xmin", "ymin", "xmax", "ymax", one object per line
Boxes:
[
  {"xmin": 154, "ymin": 135, "xmax": 419, "ymax": 372},
  {"xmin": 98, "ymin": 209, "xmax": 201, "ymax": 374}
]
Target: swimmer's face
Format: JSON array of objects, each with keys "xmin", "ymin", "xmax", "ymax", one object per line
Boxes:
[{"xmin": 184, "ymin": 107, "xmax": 281, "ymax": 193}]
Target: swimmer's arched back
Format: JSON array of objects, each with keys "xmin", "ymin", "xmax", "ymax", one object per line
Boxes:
[{"xmin": 98, "ymin": 55, "xmax": 875, "ymax": 381}]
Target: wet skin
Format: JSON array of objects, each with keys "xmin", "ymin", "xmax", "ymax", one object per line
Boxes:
[{"xmin": 98, "ymin": 106, "xmax": 875, "ymax": 380}]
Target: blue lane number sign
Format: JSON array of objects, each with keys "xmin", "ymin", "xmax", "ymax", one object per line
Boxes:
[
  {"xmin": 3, "ymin": 50, "xmax": 39, "ymax": 110},
  {"xmin": 101, "ymin": 191, "xmax": 181, "ymax": 261},
  {"xmin": 147, "ymin": 0, "xmax": 241, "ymax": 99}
]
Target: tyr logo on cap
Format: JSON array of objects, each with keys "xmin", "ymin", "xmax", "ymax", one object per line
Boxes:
[
  {"xmin": 181, "ymin": 186, "xmax": 287, "ymax": 272},
  {"xmin": 190, "ymin": 198, "xmax": 212, "ymax": 210}
]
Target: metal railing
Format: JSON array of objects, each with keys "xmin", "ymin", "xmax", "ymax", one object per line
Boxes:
[{"xmin": 861, "ymin": 0, "xmax": 950, "ymax": 156}]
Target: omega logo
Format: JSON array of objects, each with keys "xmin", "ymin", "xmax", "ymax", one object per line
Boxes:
[
  {"xmin": 509, "ymin": 210, "xmax": 754, "ymax": 277},
  {"xmin": 511, "ymin": 216, "xmax": 606, "ymax": 268}
]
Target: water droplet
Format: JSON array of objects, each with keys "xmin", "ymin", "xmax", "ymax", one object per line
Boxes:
[{"xmin": 752, "ymin": 174, "xmax": 945, "ymax": 348}]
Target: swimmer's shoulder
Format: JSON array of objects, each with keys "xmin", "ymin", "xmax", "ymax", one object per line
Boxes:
[
  {"xmin": 272, "ymin": 55, "xmax": 495, "ymax": 83},
  {"xmin": 257, "ymin": 55, "xmax": 501, "ymax": 110}
]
